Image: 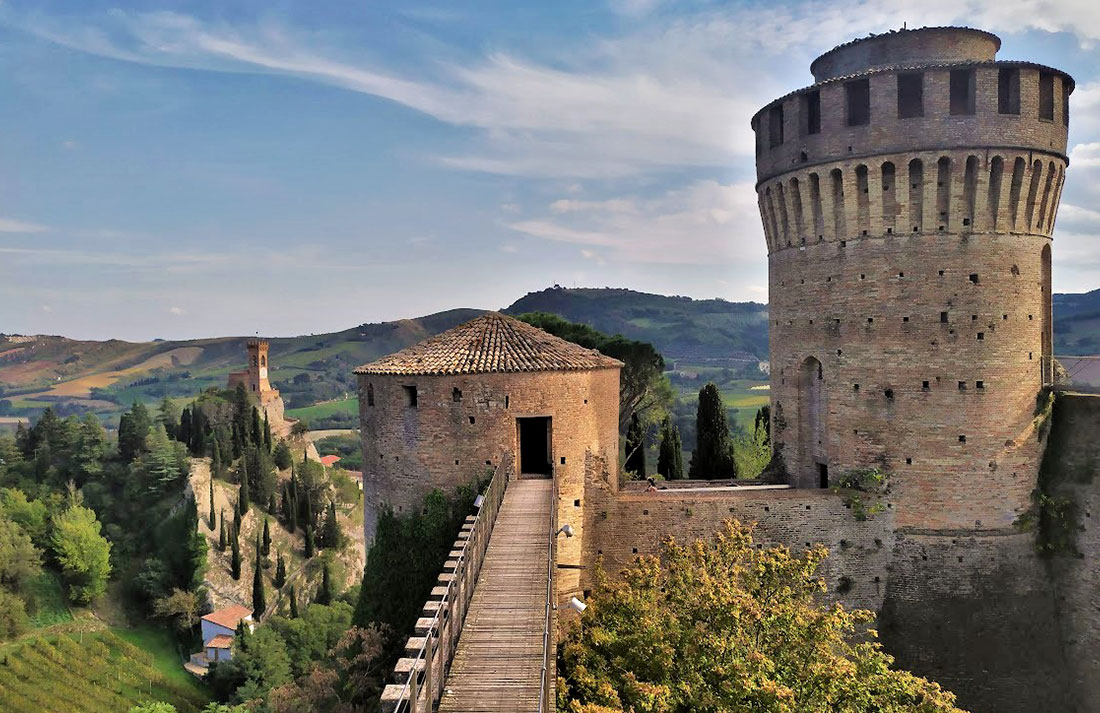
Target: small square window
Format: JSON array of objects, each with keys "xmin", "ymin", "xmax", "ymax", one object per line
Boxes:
[
  {"xmin": 976, "ymin": 381, "xmax": 985, "ymax": 389},
  {"xmin": 938, "ymin": 270, "xmax": 945, "ymax": 276},
  {"xmin": 853, "ymin": 384, "xmax": 860, "ymax": 391},
  {"xmin": 561, "ymin": 457, "xmax": 566, "ymax": 465},
  {"xmin": 867, "ymin": 317, "xmax": 874, "ymax": 324},
  {"xmin": 884, "ymin": 389, "xmax": 894, "ymax": 400},
  {"xmin": 903, "ymin": 316, "xmax": 910, "ymax": 323},
  {"xmin": 978, "ymin": 333, "xmax": 985, "ymax": 340},
  {"xmin": 922, "ymin": 380, "xmax": 930, "ymax": 390},
  {"xmin": 958, "ymin": 381, "xmax": 967, "ymax": 390},
  {"xmin": 972, "ymin": 315, "xmax": 978, "ymax": 321},
  {"xmin": 941, "ymin": 312, "xmax": 949, "ymax": 323},
  {"xmin": 402, "ymin": 385, "xmax": 418, "ymax": 408},
  {"xmin": 906, "ymin": 457, "xmax": 913, "ymax": 465},
  {"xmin": 969, "ymin": 274, "xmax": 979, "ymax": 284},
  {"xmin": 469, "ymin": 416, "xmax": 476, "ymax": 425},
  {"xmin": 452, "ymin": 387, "xmax": 462, "ymax": 402},
  {"xmin": 574, "ymin": 499, "xmax": 580, "ymax": 507},
  {"xmin": 1003, "ymin": 314, "xmax": 1008, "ymax": 320},
  {"xmin": 959, "ymin": 435, "xmax": 967, "ymax": 443}
]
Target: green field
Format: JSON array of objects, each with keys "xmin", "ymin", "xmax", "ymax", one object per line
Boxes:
[
  {"xmin": 672, "ymin": 372, "xmax": 770, "ymax": 433},
  {"xmin": 0, "ymin": 630, "xmax": 209, "ymax": 713},
  {"xmin": 286, "ymin": 398, "xmax": 358, "ymax": 421},
  {"xmin": 25, "ymin": 572, "xmax": 72, "ymax": 629}
]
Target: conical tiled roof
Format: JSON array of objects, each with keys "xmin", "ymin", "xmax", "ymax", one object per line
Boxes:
[{"xmin": 353, "ymin": 313, "xmax": 623, "ymax": 376}]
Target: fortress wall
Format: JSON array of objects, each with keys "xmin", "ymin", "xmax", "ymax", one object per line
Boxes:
[
  {"xmin": 581, "ymin": 469, "xmax": 896, "ymax": 612},
  {"xmin": 1038, "ymin": 394, "xmax": 1100, "ymax": 713},
  {"xmin": 879, "ymin": 530, "xmax": 1070, "ymax": 713}
]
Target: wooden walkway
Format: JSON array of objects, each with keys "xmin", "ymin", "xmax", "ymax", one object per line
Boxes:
[{"xmin": 438, "ymin": 479, "xmax": 553, "ymax": 713}]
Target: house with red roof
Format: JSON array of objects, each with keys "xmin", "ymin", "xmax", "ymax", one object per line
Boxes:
[{"xmin": 185, "ymin": 605, "xmax": 254, "ymax": 676}]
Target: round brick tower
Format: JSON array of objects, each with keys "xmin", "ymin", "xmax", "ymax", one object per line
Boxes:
[{"xmin": 753, "ymin": 27, "xmax": 1073, "ymax": 531}]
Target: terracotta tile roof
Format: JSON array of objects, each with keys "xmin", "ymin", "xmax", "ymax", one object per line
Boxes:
[
  {"xmin": 320, "ymin": 455, "xmax": 341, "ymax": 466},
  {"xmin": 206, "ymin": 635, "xmax": 234, "ymax": 649},
  {"xmin": 201, "ymin": 605, "xmax": 252, "ymax": 630},
  {"xmin": 354, "ymin": 313, "xmax": 624, "ymax": 376}
]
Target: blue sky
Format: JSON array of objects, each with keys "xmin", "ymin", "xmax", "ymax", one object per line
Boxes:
[{"xmin": 2, "ymin": 0, "xmax": 1100, "ymax": 341}]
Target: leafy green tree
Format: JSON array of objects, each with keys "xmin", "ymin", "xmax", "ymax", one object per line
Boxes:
[
  {"xmin": 158, "ymin": 396, "xmax": 180, "ymax": 440},
  {"xmin": 50, "ymin": 504, "xmax": 112, "ymax": 603},
  {"xmin": 657, "ymin": 416, "xmax": 684, "ymax": 480},
  {"xmin": 0, "ymin": 488, "xmax": 49, "ymax": 547},
  {"xmin": 262, "ymin": 517, "xmax": 272, "ymax": 557},
  {"xmin": 129, "ymin": 702, "xmax": 177, "ymax": 713},
  {"xmin": 624, "ymin": 412, "xmax": 646, "ymax": 478},
  {"xmin": 253, "ymin": 532, "xmax": 267, "ymax": 614},
  {"xmin": 317, "ymin": 561, "xmax": 333, "ymax": 606},
  {"xmin": 210, "ymin": 625, "xmax": 292, "ymax": 703},
  {"xmin": 231, "ymin": 531, "xmax": 242, "ymax": 580},
  {"xmin": 274, "ymin": 441, "xmax": 293, "ymax": 470},
  {"xmin": 688, "ymin": 382, "xmax": 737, "ymax": 480},
  {"xmin": 118, "ymin": 401, "xmax": 152, "ymax": 462},
  {"xmin": 275, "ymin": 551, "xmax": 286, "ymax": 588},
  {"xmin": 321, "ymin": 500, "xmax": 343, "ymax": 550},
  {"xmin": 0, "ymin": 515, "xmax": 42, "ymax": 592},
  {"xmin": 154, "ymin": 587, "xmax": 201, "ymax": 633},
  {"xmin": 754, "ymin": 405, "xmax": 771, "ymax": 446},
  {"xmin": 0, "ymin": 588, "xmax": 30, "ymax": 639},
  {"xmin": 732, "ymin": 412, "xmax": 772, "ymax": 480},
  {"xmin": 558, "ymin": 521, "xmax": 965, "ymax": 713}
]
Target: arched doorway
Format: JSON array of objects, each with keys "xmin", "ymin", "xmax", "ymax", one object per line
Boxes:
[
  {"xmin": 798, "ymin": 356, "xmax": 827, "ymax": 487},
  {"xmin": 1041, "ymin": 244, "xmax": 1052, "ymax": 385}
]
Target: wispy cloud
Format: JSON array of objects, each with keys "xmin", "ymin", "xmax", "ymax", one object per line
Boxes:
[
  {"xmin": 508, "ymin": 180, "xmax": 764, "ymax": 265},
  {"xmin": 0, "ymin": 216, "xmax": 48, "ymax": 233}
]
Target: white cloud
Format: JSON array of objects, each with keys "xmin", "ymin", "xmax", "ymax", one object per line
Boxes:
[
  {"xmin": 508, "ymin": 179, "xmax": 765, "ymax": 265},
  {"xmin": 169, "ymin": 306, "xmax": 185, "ymax": 315},
  {"xmin": 0, "ymin": 216, "xmax": 48, "ymax": 233}
]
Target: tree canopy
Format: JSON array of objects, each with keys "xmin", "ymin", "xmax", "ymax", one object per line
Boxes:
[
  {"xmin": 49, "ymin": 503, "xmax": 112, "ymax": 604},
  {"xmin": 558, "ymin": 521, "xmax": 965, "ymax": 713}
]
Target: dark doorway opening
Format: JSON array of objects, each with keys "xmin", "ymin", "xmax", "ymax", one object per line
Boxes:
[
  {"xmin": 517, "ymin": 417, "xmax": 552, "ymax": 477},
  {"xmin": 818, "ymin": 462, "xmax": 829, "ymax": 489}
]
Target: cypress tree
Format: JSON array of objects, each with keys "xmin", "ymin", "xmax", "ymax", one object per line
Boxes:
[
  {"xmin": 321, "ymin": 500, "xmax": 343, "ymax": 549},
  {"xmin": 263, "ymin": 413, "xmax": 272, "ymax": 452},
  {"xmin": 288, "ymin": 585, "xmax": 299, "ymax": 618},
  {"xmin": 268, "ymin": 493, "xmax": 277, "ymax": 514},
  {"xmin": 251, "ymin": 407, "xmax": 263, "ymax": 449},
  {"xmin": 261, "ymin": 518, "xmax": 271, "ymax": 558},
  {"xmin": 274, "ymin": 551, "xmax": 286, "ymax": 588},
  {"xmin": 239, "ymin": 461, "xmax": 251, "ymax": 513},
  {"xmin": 231, "ymin": 422, "xmax": 242, "ymax": 460},
  {"xmin": 230, "ymin": 534, "xmax": 241, "ymax": 580},
  {"xmin": 624, "ymin": 412, "xmax": 646, "ymax": 477},
  {"xmin": 179, "ymin": 407, "xmax": 192, "ymax": 452},
  {"xmin": 208, "ymin": 478, "xmax": 217, "ymax": 527},
  {"xmin": 317, "ymin": 560, "xmax": 332, "ymax": 605},
  {"xmin": 234, "ymin": 498, "xmax": 242, "ymax": 534},
  {"xmin": 689, "ymin": 382, "xmax": 737, "ymax": 480},
  {"xmin": 657, "ymin": 416, "xmax": 685, "ymax": 480},
  {"xmin": 304, "ymin": 524, "xmax": 314, "ymax": 558},
  {"xmin": 252, "ymin": 532, "xmax": 266, "ymax": 614},
  {"xmin": 211, "ymin": 440, "xmax": 223, "ymax": 479},
  {"xmin": 218, "ymin": 515, "xmax": 227, "ymax": 552}
]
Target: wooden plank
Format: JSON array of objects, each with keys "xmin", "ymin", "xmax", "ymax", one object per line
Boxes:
[{"xmin": 438, "ymin": 479, "xmax": 552, "ymax": 713}]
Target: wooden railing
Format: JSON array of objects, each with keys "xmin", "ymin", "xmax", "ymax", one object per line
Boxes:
[
  {"xmin": 538, "ymin": 474, "xmax": 559, "ymax": 713},
  {"xmin": 379, "ymin": 455, "xmax": 511, "ymax": 713}
]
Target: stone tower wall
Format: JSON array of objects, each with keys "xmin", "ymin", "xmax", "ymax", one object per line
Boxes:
[
  {"xmin": 358, "ymin": 367, "xmax": 620, "ymax": 600},
  {"xmin": 754, "ymin": 31, "xmax": 1070, "ymax": 530}
]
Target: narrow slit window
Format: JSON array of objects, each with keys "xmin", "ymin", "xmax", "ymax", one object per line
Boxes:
[
  {"xmin": 366, "ymin": 383, "xmax": 375, "ymax": 407},
  {"xmin": 1063, "ymin": 77, "xmax": 1071, "ymax": 126},
  {"xmin": 998, "ymin": 68, "xmax": 1020, "ymax": 114},
  {"xmin": 941, "ymin": 311, "xmax": 949, "ymax": 323},
  {"xmin": 769, "ymin": 103, "xmax": 784, "ymax": 147},
  {"xmin": 950, "ymin": 69, "xmax": 976, "ymax": 115},
  {"xmin": 802, "ymin": 90, "xmax": 821, "ymax": 135},
  {"xmin": 1039, "ymin": 72, "xmax": 1055, "ymax": 121},
  {"xmin": 897, "ymin": 72, "xmax": 924, "ymax": 118},
  {"xmin": 846, "ymin": 78, "xmax": 870, "ymax": 126},
  {"xmin": 452, "ymin": 387, "xmax": 462, "ymax": 402}
]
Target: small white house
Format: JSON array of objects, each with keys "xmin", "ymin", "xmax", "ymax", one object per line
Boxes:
[{"xmin": 186, "ymin": 605, "xmax": 254, "ymax": 676}]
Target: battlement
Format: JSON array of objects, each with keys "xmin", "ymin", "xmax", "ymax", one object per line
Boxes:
[{"xmin": 810, "ymin": 27, "xmax": 1000, "ymax": 82}]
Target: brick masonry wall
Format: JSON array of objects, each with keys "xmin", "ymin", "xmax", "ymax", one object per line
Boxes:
[
  {"xmin": 358, "ymin": 367, "xmax": 620, "ymax": 599},
  {"xmin": 582, "ymin": 463, "xmax": 897, "ymax": 613}
]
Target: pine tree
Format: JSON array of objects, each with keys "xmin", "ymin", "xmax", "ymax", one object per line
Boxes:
[
  {"xmin": 263, "ymin": 413, "xmax": 272, "ymax": 452},
  {"xmin": 657, "ymin": 416, "xmax": 685, "ymax": 480},
  {"xmin": 230, "ymin": 534, "xmax": 241, "ymax": 580},
  {"xmin": 304, "ymin": 524, "xmax": 314, "ymax": 558},
  {"xmin": 274, "ymin": 551, "xmax": 286, "ymax": 588},
  {"xmin": 208, "ymin": 478, "xmax": 217, "ymax": 528},
  {"xmin": 624, "ymin": 412, "xmax": 646, "ymax": 478},
  {"xmin": 288, "ymin": 585, "xmax": 299, "ymax": 618},
  {"xmin": 252, "ymin": 532, "xmax": 266, "ymax": 614},
  {"xmin": 219, "ymin": 515, "xmax": 227, "ymax": 551},
  {"xmin": 118, "ymin": 402, "xmax": 152, "ymax": 462},
  {"xmin": 274, "ymin": 440, "xmax": 292, "ymax": 470},
  {"xmin": 321, "ymin": 500, "xmax": 343, "ymax": 550},
  {"xmin": 689, "ymin": 382, "xmax": 737, "ymax": 480},
  {"xmin": 261, "ymin": 518, "xmax": 271, "ymax": 558},
  {"xmin": 317, "ymin": 560, "xmax": 332, "ymax": 605}
]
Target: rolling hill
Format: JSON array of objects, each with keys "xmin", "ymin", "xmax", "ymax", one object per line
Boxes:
[{"xmin": 3, "ymin": 286, "xmax": 1098, "ymax": 425}]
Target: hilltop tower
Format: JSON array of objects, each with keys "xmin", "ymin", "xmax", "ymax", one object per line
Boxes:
[
  {"xmin": 753, "ymin": 26, "xmax": 1072, "ymax": 529},
  {"xmin": 753, "ymin": 27, "xmax": 1075, "ymax": 711},
  {"xmin": 228, "ymin": 340, "xmax": 280, "ymax": 405}
]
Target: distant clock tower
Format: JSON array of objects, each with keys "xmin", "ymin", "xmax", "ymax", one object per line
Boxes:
[{"xmin": 228, "ymin": 339, "xmax": 280, "ymax": 405}]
